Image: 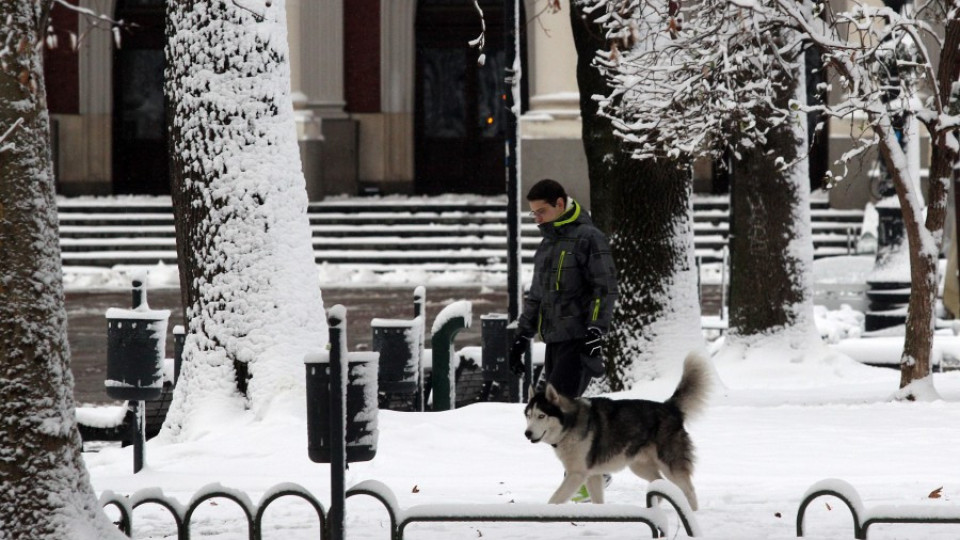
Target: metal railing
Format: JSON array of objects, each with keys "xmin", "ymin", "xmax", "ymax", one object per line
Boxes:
[{"xmin": 797, "ymin": 478, "xmax": 960, "ymax": 539}]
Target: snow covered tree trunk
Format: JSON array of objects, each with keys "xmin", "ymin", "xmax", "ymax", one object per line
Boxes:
[
  {"xmin": 0, "ymin": 2, "xmax": 124, "ymax": 538},
  {"xmin": 571, "ymin": 2, "xmax": 704, "ymax": 389},
  {"xmin": 725, "ymin": 49, "xmax": 819, "ymax": 348},
  {"xmin": 163, "ymin": 0, "xmax": 327, "ymax": 439},
  {"xmin": 885, "ymin": 15, "xmax": 960, "ymax": 395}
]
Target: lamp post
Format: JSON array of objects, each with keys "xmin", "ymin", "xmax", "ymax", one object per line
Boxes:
[{"xmin": 504, "ymin": 0, "xmax": 521, "ymax": 322}]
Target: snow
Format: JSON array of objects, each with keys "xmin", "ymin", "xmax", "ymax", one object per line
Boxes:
[
  {"xmin": 82, "ymin": 359, "xmax": 960, "ymax": 539},
  {"xmin": 431, "ymin": 300, "xmax": 473, "ymax": 334},
  {"xmin": 64, "ymin": 211, "xmax": 960, "ymax": 539},
  {"xmin": 75, "ymin": 406, "xmax": 127, "ymax": 429},
  {"xmin": 160, "ymin": 0, "xmax": 328, "ymax": 442}
]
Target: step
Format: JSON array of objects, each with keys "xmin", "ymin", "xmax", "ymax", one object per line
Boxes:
[{"xmin": 55, "ymin": 195, "xmax": 867, "ymax": 268}]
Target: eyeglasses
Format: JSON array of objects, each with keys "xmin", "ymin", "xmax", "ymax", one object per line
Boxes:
[{"xmin": 528, "ymin": 207, "xmax": 552, "ymax": 218}]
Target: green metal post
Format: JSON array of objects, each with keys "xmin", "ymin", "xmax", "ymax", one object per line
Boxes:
[{"xmin": 431, "ymin": 315, "xmax": 468, "ymax": 411}]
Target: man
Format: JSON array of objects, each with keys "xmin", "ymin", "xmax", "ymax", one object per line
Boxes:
[{"xmin": 509, "ymin": 179, "xmax": 619, "ymax": 398}]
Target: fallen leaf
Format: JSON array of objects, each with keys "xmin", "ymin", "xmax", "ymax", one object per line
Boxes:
[
  {"xmin": 930, "ymin": 487, "xmax": 943, "ymax": 499},
  {"xmin": 826, "ymin": 502, "xmax": 832, "ymax": 511},
  {"xmin": 411, "ymin": 485, "xmax": 420, "ymax": 493}
]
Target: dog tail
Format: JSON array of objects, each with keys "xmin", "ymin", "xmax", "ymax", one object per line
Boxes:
[{"xmin": 667, "ymin": 350, "xmax": 711, "ymax": 420}]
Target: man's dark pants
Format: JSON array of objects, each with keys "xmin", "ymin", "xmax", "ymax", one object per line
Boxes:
[{"xmin": 543, "ymin": 340, "xmax": 592, "ymax": 398}]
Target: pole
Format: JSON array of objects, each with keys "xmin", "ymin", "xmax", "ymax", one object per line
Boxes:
[
  {"xmin": 132, "ymin": 400, "xmax": 145, "ymax": 474},
  {"xmin": 131, "ymin": 279, "xmax": 145, "ymax": 474},
  {"xmin": 327, "ymin": 307, "xmax": 347, "ymax": 540},
  {"xmin": 504, "ymin": 0, "xmax": 521, "ymax": 323}
]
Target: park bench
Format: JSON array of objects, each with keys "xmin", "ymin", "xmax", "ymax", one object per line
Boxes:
[
  {"xmin": 345, "ymin": 478, "xmax": 699, "ymax": 539},
  {"xmin": 77, "ymin": 378, "xmax": 174, "ymax": 449},
  {"xmin": 797, "ymin": 478, "xmax": 960, "ymax": 539}
]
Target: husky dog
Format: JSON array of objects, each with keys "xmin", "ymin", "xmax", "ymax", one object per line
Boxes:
[{"xmin": 524, "ymin": 351, "xmax": 709, "ymax": 508}]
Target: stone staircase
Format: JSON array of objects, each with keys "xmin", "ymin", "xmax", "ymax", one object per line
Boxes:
[{"xmin": 57, "ymin": 195, "xmax": 865, "ymax": 269}]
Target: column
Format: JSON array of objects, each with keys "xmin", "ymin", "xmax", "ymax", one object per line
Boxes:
[
  {"xmin": 520, "ymin": 0, "xmax": 589, "ymax": 207},
  {"xmin": 287, "ymin": 0, "xmax": 346, "ymax": 115},
  {"xmin": 378, "ymin": 0, "xmax": 416, "ymax": 184}
]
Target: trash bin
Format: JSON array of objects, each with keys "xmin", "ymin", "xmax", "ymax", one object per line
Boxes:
[
  {"xmin": 104, "ymin": 306, "xmax": 170, "ymax": 401},
  {"xmin": 305, "ymin": 351, "xmax": 379, "ymax": 463},
  {"xmin": 372, "ymin": 318, "xmax": 422, "ymax": 396},
  {"xmin": 481, "ymin": 314, "xmax": 510, "ymax": 383}
]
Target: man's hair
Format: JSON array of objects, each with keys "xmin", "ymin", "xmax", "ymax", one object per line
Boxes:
[{"xmin": 526, "ymin": 179, "xmax": 567, "ymax": 204}]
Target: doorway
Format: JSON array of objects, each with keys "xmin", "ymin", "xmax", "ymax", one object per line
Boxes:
[
  {"xmin": 113, "ymin": 0, "xmax": 168, "ymax": 195},
  {"xmin": 414, "ymin": 0, "xmax": 527, "ymax": 195}
]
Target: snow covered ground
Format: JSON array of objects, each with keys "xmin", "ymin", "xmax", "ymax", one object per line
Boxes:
[
  {"xmin": 83, "ymin": 360, "xmax": 960, "ymax": 540},
  {"xmin": 78, "ymin": 255, "xmax": 960, "ymax": 539}
]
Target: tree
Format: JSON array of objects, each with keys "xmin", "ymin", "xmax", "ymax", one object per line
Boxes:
[
  {"xmin": 585, "ymin": 1, "xmax": 827, "ymax": 360},
  {"xmin": 737, "ymin": 0, "xmax": 960, "ymax": 398},
  {"xmin": 569, "ymin": 1, "xmax": 705, "ymax": 390},
  {"xmin": 162, "ymin": 0, "xmax": 327, "ymax": 439},
  {"xmin": 0, "ymin": 1, "xmax": 124, "ymax": 537},
  {"xmin": 724, "ymin": 41, "xmax": 825, "ymax": 360}
]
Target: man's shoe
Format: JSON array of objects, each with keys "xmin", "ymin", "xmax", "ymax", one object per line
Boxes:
[
  {"xmin": 571, "ymin": 475, "xmax": 612, "ymax": 503},
  {"xmin": 570, "ymin": 484, "xmax": 591, "ymax": 503}
]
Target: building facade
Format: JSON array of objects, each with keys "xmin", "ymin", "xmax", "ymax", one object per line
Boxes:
[{"xmin": 46, "ymin": 0, "xmax": 906, "ymax": 210}]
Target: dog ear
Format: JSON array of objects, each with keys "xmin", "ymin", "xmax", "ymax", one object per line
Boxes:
[
  {"xmin": 545, "ymin": 384, "xmax": 561, "ymax": 406},
  {"xmin": 545, "ymin": 384, "xmax": 577, "ymax": 412},
  {"xmin": 528, "ymin": 385, "xmax": 536, "ymax": 403}
]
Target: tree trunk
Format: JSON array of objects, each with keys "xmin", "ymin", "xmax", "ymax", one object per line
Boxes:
[
  {"xmin": 570, "ymin": 3, "xmax": 703, "ymax": 389},
  {"xmin": 727, "ymin": 58, "xmax": 817, "ymax": 342},
  {"xmin": 0, "ymin": 2, "xmax": 124, "ymax": 537},
  {"xmin": 163, "ymin": 0, "xmax": 326, "ymax": 439},
  {"xmin": 888, "ymin": 16, "xmax": 960, "ymax": 395}
]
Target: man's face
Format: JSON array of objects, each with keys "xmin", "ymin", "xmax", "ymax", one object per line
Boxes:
[{"xmin": 528, "ymin": 197, "xmax": 566, "ymax": 225}]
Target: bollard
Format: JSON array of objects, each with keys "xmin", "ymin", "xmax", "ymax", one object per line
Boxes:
[
  {"xmin": 413, "ymin": 286, "xmax": 426, "ymax": 411},
  {"xmin": 172, "ymin": 325, "xmax": 185, "ymax": 386},
  {"xmin": 413, "ymin": 285, "xmax": 426, "ymax": 319},
  {"xmin": 431, "ymin": 301, "xmax": 472, "ymax": 411},
  {"xmin": 104, "ymin": 280, "xmax": 169, "ymax": 473}
]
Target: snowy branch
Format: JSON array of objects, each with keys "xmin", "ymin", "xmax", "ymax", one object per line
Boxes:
[
  {"xmin": 46, "ymin": 0, "xmax": 129, "ymax": 50},
  {"xmin": 52, "ymin": 0, "xmax": 122, "ymax": 27},
  {"xmin": 468, "ymin": 0, "xmax": 487, "ymax": 66},
  {"xmin": 0, "ymin": 118, "xmax": 24, "ymax": 154},
  {"xmin": 232, "ymin": 0, "xmax": 273, "ymax": 23},
  {"xmin": 576, "ymin": 0, "xmax": 957, "ymax": 179}
]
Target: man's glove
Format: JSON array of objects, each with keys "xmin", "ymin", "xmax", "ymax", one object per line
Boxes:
[
  {"xmin": 581, "ymin": 326, "xmax": 604, "ymax": 358},
  {"xmin": 509, "ymin": 334, "xmax": 531, "ymax": 375}
]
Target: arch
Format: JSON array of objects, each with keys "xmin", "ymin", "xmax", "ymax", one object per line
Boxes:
[
  {"xmin": 130, "ymin": 497, "xmax": 187, "ymax": 540},
  {"xmin": 796, "ymin": 488, "xmax": 864, "ymax": 539},
  {"xmin": 184, "ymin": 491, "xmax": 256, "ymax": 540},
  {"xmin": 98, "ymin": 491, "xmax": 132, "ymax": 536},
  {"xmin": 254, "ymin": 485, "xmax": 327, "ymax": 538}
]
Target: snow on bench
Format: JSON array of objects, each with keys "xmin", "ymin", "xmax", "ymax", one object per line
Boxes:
[
  {"xmin": 797, "ymin": 478, "xmax": 960, "ymax": 539},
  {"xmin": 345, "ymin": 479, "xmax": 689, "ymax": 539}
]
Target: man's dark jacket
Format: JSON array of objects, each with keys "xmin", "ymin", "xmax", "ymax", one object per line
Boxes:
[{"xmin": 517, "ymin": 199, "xmax": 618, "ymax": 343}]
